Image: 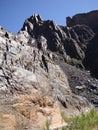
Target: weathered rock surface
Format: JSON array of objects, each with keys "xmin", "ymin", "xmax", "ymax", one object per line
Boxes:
[{"xmin": 0, "ymin": 10, "xmax": 98, "ymax": 129}]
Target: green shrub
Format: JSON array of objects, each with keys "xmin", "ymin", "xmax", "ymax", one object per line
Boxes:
[
  {"xmin": 44, "ymin": 109, "xmax": 98, "ymax": 130},
  {"xmin": 65, "ymin": 109, "xmax": 98, "ymax": 130}
]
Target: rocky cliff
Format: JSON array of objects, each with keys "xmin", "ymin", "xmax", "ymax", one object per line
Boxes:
[
  {"xmin": 66, "ymin": 10, "xmax": 98, "ymax": 78},
  {"xmin": 0, "ymin": 10, "xmax": 98, "ymax": 130}
]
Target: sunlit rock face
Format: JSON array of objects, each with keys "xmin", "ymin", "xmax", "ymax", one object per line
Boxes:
[{"xmin": 1, "ymin": 10, "xmax": 98, "ymax": 130}]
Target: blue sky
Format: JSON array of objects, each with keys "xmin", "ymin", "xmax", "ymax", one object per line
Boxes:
[{"xmin": 0, "ymin": 0, "xmax": 98, "ymax": 33}]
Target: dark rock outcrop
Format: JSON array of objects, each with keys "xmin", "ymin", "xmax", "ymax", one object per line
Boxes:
[
  {"xmin": 66, "ymin": 10, "xmax": 98, "ymax": 78},
  {"xmin": 66, "ymin": 10, "xmax": 98, "ymax": 31},
  {"xmin": 21, "ymin": 14, "xmax": 95, "ymax": 69}
]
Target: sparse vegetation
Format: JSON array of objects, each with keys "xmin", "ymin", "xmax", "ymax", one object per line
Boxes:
[
  {"xmin": 65, "ymin": 109, "xmax": 98, "ymax": 130},
  {"xmin": 44, "ymin": 109, "xmax": 98, "ymax": 130},
  {"xmin": 43, "ymin": 119, "xmax": 51, "ymax": 130}
]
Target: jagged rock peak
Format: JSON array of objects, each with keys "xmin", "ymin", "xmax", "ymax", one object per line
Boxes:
[
  {"xmin": 29, "ymin": 14, "xmax": 43, "ymax": 23},
  {"xmin": 21, "ymin": 14, "xmax": 43, "ymax": 33},
  {"xmin": 20, "ymin": 13, "xmax": 95, "ymax": 69},
  {"xmin": 21, "ymin": 14, "xmax": 58, "ymax": 33}
]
